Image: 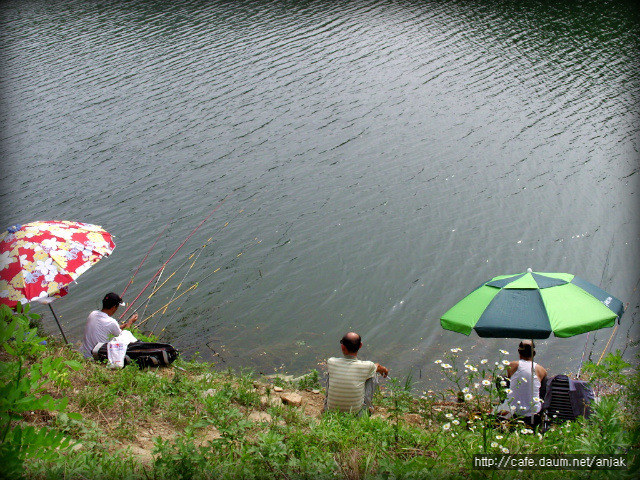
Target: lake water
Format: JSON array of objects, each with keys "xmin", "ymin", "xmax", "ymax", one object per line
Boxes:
[{"xmin": 1, "ymin": 0, "xmax": 638, "ymax": 386}]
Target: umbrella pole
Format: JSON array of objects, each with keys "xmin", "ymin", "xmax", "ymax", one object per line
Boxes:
[
  {"xmin": 531, "ymin": 338, "xmax": 535, "ymax": 422},
  {"xmin": 48, "ymin": 304, "xmax": 69, "ymax": 344}
]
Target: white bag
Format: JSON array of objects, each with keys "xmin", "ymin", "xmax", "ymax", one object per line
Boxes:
[
  {"xmin": 107, "ymin": 340, "xmax": 126, "ymax": 368},
  {"xmin": 106, "ymin": 330, "xmax": 138, "ymax": 368}
]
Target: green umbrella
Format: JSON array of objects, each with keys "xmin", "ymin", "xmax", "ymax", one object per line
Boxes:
[
  {"xmin": 440, "ymin": 269, "xmax": 625, "ymax": 421},
  {"xmin": 440, "ymin": 270, "xmax": 624, "ymax": 339}
]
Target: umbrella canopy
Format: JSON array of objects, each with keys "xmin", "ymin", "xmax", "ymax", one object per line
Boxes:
[
  {"xmin": 0, "ymin": 220, "xmax": 115, "ymax": 308},
  {"xmin": 440, "ymin": 270, "xmax": 624, "ymax": 339}
]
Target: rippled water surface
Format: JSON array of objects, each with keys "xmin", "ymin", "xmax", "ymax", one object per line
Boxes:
[{"xmin": 1, "ymin": 0, "xmax": 638, "ymax": 384}]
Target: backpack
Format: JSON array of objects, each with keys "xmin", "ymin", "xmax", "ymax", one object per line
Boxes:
[{"xmin": 92, "ymin": 341, "xmax": 179, "ymax": 368}]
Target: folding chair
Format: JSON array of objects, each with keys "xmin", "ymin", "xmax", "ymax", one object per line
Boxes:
[{"xmin": 540, "ymin": 374, "xmax": 593, "ymax": 433}]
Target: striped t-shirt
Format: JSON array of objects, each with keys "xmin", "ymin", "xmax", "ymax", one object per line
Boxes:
[{"xmin": 326, "ymin": 355, "xmax": 376, "ymax": 413}]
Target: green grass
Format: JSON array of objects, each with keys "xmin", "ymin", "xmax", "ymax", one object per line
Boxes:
[{"xmin": 2, "ymin": 306, "xmax": 638, "ymax": 479}]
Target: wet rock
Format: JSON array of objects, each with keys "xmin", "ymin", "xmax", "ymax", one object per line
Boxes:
[
  {"xmin": 280, "ymin": 392, "xmax": 303, "ymax": 406},
  {"xmin": 249, "ymin": 411, "xmax": 272, "ymax": 423},
  {"xmin": 404, "ymin": 414, "xmax": 422, "ymax": 424},
  {"xmin": 260, "ymin": 395, "xmax": 281, "ymax": 407}
]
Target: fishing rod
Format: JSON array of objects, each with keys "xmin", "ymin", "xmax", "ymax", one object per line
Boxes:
[
  {"xmin": 121, "ymin": 217, "xmax": 173, "ymax": 298},
  {"xmin": 576, "ymin": 243, "xmax": 613, "ymax": 378},
  {"xmin": 161, "ymin": 242, "xmax": 207, "ymax": 315},
  {"xmin": 154, "ymin": 238, "xmax": 263, "ymax": 340},
  {"xmin": 140, "ymin": 265, "xmax": 166, "ymax": 322},
  {"xmin": 136, "ymin": 284, "xmax": 199, "ymax": 327},
  {"xmin": 128, "ymin": 215, "xmax": 241, "ymax": 321},
  {"xmin": 127, "ymin": 247, "xmax": 203, "ymax": 318},
  {"xmin": 150, "ymin": 243, "xmax": 208, "ymax": 334},
  {"xmin": 122, "ymin": 205, "xmax": 244, "ymax": 320},
  {"xmin": 119, "ymin": 194, "xmax": 231, "ymax": 320},
  {"xmin": 596, "ymin": 273, "xmax": 640, "ymax": 365}
]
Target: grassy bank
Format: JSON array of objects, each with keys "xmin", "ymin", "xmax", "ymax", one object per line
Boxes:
[{"xmin": 1, "ymin": 306, "xmax": 638, "ymax": 479}]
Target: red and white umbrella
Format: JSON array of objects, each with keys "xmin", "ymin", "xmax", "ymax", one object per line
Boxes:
[{"xmin": 0, "ymin": 220, "xmax": 116, "ymax": 341}]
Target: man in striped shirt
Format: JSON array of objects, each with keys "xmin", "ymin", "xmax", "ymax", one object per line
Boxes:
[{"xmin": 324, "ymin": 332, "xmax": 389, "ymax": 414}]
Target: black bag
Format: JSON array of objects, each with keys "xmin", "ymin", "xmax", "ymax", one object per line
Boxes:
[{"xmin": 92, "ymin": 341, "xmax": 179, "ymax": 368}]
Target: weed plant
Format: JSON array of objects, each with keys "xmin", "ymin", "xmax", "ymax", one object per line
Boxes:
[{"xmin": 2, "ymin": 314, "xmax": 638, "ymax": 479}]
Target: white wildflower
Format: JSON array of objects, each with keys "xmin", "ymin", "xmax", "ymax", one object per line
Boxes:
[
  {"xmin": 500, "ymin": 350, "xmax": 509, "ymax": 355},
  {"xmin": 502, "ymin": 360, "xmax": 510, "ymax": 365},
  {"xmin": 452, "ymin": 419, "xmax": 460, "ymax": 425},
  {"xmin": 462, "ymin": 387, "xmax": 469, "ymax": 393},
  {"xmin": 500, "ymin": 381, "xmax": 507, "ymax": 387},
  {"xmin": 481, "ymin": 359, "xmax": 488, "ymax": 364},
  {"xmin": 464, "ymin": 393, "xmax": 473, "ymax": 401},
  {"xmin": 443, "ymin": 423, "xmax": 451, "ymax": 431},
  {"xmin": 491, "ymin": 442, "xmax": 498, "ymax": 448},
  {"xmin": 496, "ymin": 435, "xmax": 503, "ymax": 440},
  {"xmin": 482, "ymin": 380, "xmax": 491, "ymax": 386},
  {"xmin": 441, "ymin": 363, "xmax": 452, "ymax": 369},
  {"xmin": 445, "ymin": 413, "xmax": 454, "ymax": 419},
  {"xmin": 501, "ymin": 447, "xmax": 509, "ymax": 454}
]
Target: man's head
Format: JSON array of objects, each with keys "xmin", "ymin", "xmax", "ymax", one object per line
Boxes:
[
  {"xmin": 102, "ymin": 292, "xmax": 125, "ymax": 311},
  {"xmin": 340, "ymin": 332, "xmax": 362, "ymax": 355},
  {"xmin": 517, "ymin": 340, "xmax": 535, "ymax": 359}
]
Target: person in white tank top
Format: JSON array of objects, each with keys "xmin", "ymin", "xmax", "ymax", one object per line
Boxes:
[{"xmin": 506, "ymin": 340, "xmax": 547, "ymax": 419}]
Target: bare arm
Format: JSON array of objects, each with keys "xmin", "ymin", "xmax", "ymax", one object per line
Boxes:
[
  {"xmin": 507, "ymin": 360, "xmax": 518, "ymax": 378},
  {"xmin": 120, "ymin": 313, "xmax": 138, "ymax": 330},
  {"xmin": 375, "ymin": 363, "xmax": 389, "ymax": 378}
]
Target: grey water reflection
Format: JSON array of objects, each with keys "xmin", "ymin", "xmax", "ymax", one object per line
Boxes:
[{"xmin": 0, "ymin": 0, "xmax": 638, "ymax": 386}]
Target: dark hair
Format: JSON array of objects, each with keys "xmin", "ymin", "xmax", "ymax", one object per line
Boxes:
[
  {"xmin": 340, "ymin": 333, "xmax": 362, "ymax": 353},
  {"xmin": 102, "ymin": 292, "xmax": 124, "ymax": 310},
  {"xmin": 518, "ymin": 341, "xmax": 535, "ymax": 358}
]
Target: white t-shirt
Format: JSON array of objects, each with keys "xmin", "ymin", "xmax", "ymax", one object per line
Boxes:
[{"xmin": 80, "ymin": 310, "xmax": 121, "ymax": 358}]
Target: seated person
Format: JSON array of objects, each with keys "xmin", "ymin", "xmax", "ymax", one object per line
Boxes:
[
  {"xmin": 80, "ymin": 292, "xmax": 137, "ymax": 359},
  {"xmin": 499, "ymin": 340, "xmax": 547, "ymax": 425},
  {"xmin": 324, "ymin": 332, "xmax": 388, "ymax": 415}
]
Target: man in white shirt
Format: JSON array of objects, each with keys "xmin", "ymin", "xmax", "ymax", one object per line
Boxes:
[
  {"xmin": 324, "ymin": 332, "xmax": 389, "ymax": 415},
  {"xmin": 80, "ymin": 292, "xmax": 138, "ymax": 359}
]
